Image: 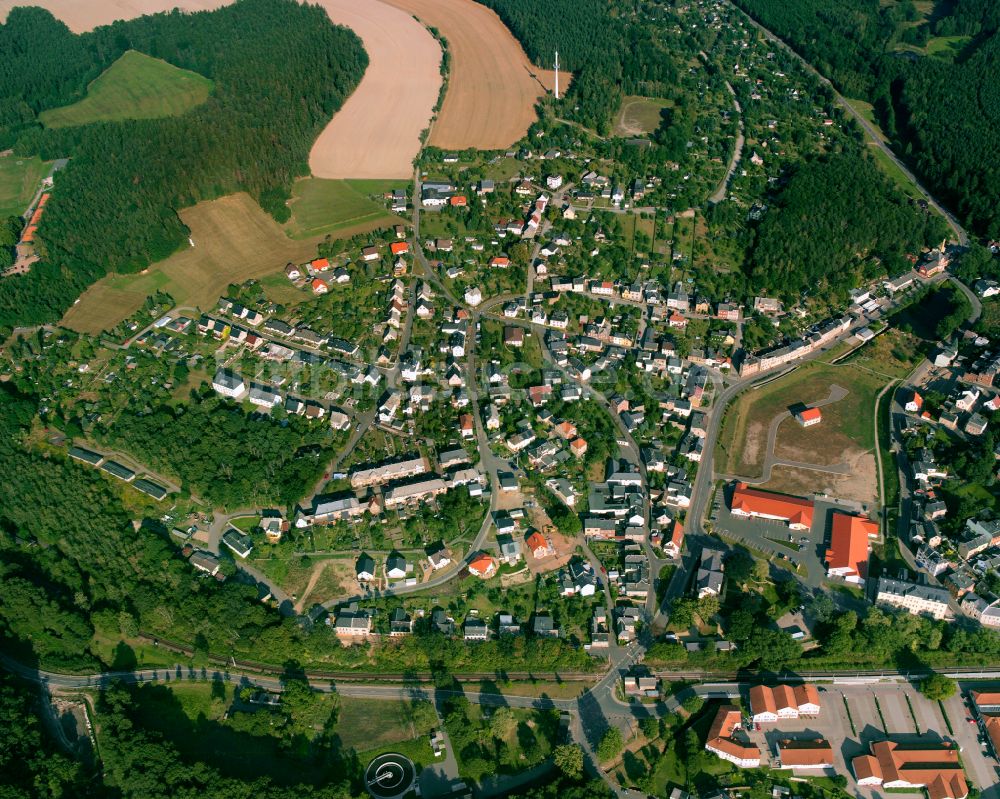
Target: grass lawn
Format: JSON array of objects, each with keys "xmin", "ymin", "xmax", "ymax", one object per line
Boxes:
[
  {"xmin": 0, "ymin": 154, "xmax": 51, "ymax": 219},
  {"xmin": 284, "ymin": 177, "xmax": 403, "ymax": 239},
  {"xmin": 337, "ymin": 696, "xmax": 437, "ymax": 753},
  {"xmin": 40, "ymin": 50, "xmax": 212, "ymax": 128},
  {"xmin": 60, "ymin": 192, "xmax": 323, "ymax": 334},
  {"xmin": 613, "ymin": 96, "xmax": 671, "ymax": 137}
]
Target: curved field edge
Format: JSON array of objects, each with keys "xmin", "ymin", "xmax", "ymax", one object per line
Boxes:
[{"xmin": 38, "ymin": 50, "xmax": 213, "ymax": 128}]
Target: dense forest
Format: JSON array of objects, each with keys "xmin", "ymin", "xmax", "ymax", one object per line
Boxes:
[
  {"xmin": 733, "ymin": 0, "xmax": 1000, "ymax": 238},
  {"xmin": 474, "ymin": 0, "xmax": 683, "ymax": 133},
  {"xmin": 746, "ymin": 150, "xmax": 949, "ymax": 301},
  {"xmin": 0, "ymin": 0, "xmax": 367, "ymax": 329}
]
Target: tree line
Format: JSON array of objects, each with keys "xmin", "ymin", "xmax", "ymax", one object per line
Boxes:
[
  {"xmin": 733, "ymin": 0, "xmax": 1000, "ymax": 239},
  {"xmin": 0, "ymin": 0, "xmax": 367, "ymax": 330}
]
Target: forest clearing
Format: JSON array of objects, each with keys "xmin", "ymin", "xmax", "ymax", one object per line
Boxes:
[
  {"xmin": 384, "ymin": 0, "xmax": 559, "ymax": 150},
  {"xmin": 39, "ymin": 50, "xmax": 212, "ymax": 128}
]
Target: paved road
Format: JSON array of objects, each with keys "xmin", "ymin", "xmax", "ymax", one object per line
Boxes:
[{"xmin": 725, "ymin": 0, "xmax": 969, "ymax": 245}]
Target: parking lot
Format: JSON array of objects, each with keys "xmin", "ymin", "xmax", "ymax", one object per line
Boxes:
[{"xmin": 711, "ymin": 495, "xmax": 875, "ymax": 592}]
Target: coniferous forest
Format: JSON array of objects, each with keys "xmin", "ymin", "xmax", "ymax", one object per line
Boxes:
[
  {"xmin": 0, "ymin": 0, "xmax": 367, "ymax": 329},
  {"xmin": 732, "ymin": 0, "xmax": 1000, "ymax": 239}
]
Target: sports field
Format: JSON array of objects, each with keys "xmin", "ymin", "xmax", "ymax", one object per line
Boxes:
[
  {"xmin": 40, "ymin": 50, "xmax": 212, "ymax": 128},
  {"xmin": 613, "ymin": 96, "xmax": 671, "ymax": 137},
  {"xmin": 385, "ymin": 0, "xmax": 559, "ymax": 150},
  {"xmin": 0, "ymin": 154, "xmax": 50, "ymax": 219},
  {"xmin": 60, "ymin": 193, "xmax": 323, "ymax": 334},
  {"xmin": 284, "ymin": 178, "xmax": 402, "ymax": 239},
  {"xmin": 308, "ymin": 0, "xmax": 441, "ymax": 178}
]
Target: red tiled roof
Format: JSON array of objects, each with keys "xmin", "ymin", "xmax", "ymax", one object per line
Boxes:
[
  {"xmin": 798, "ymin": 407, "xmax": 822, "ymax": 422},
  {"xmin": 854, "ymin": 741, "xmax": 968, "ymax": 799},
  {"xmin": 390, "ymin": 241, "xmax": 409, "ymax": 255},
  {"xmin": 825, "ymin": 513, "xmax": 876, "ymax": 578},
  {"xmin": 705, "ymin": 705, "xmax": 759, "ymax": 761},
  {"xmin": 468, "ymin": 553, "xmax": 495, "ymax": 576},
  {"xmin": 731, "ymin": 483, "xmax": 814, "ymax": 527},
  {"xmin": 310, "ymin": 257, "xmax": 329, "ymax": 270},
  {"xmin": 777, "ymin": 738, "xmax": 833, "ymax": 766},
  {"xmin": 526, "ymin": 531, "xmax": 547, "ymax": 552}
]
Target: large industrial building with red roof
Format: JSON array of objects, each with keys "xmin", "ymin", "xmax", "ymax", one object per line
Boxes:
[
  {"xmin": 749, "ymin": 684, "xmax": 821, "ymax": 723},
  {"xmin": 825, "ymin": 512, "xmax": 879, "ymax": 584},
  {"xmin": 703, "ymin": 705, "xmax": 761, "ymax": 768},
  {"xmin": 729, "ymin": 483, "xmax": 814, "ymax": 530},
  {"xmin": 852, "ymin": 741, "xmax": 968, "ymax": 799}
]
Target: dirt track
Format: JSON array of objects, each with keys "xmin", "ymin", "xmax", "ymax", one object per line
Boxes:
[
  {"xmin": 385, "ymin": 0, "xmax": 559, "ymax": 150},
  {"xmin": 0, "ymin": 0, "xmax": 441, "ymax": 179}
]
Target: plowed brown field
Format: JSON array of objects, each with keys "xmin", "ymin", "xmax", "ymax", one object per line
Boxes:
[{"xmin": 384, "ymin": 0, "xmax": 560, "ymax": 150}]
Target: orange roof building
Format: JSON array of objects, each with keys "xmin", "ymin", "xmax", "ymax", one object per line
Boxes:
[
  {"xmin": 730, "ymin": 483, "xmax": 814, "ymax": 530},
  {"xmin": 749, "ymin": 684, "xmax": 821, "ymax": 722},
  {"xmin": 526, "ymin": 531, "xmax": 550, "ymax": 558},
  {"xmin": 825, "ymin": 512, "xmax": 877, "ymax": 584},
  {"xmin": 852, "ymin": 741, "xmax": 968, "ymax": 799},
  {"xmin": 776, "ymin": 738, "xmax": 834, "ymax": 769},
  {"xmin": 310, "ymin": 257, "xmax": 330, "ymax": 271},
  {"xmin": 704, "ymin": 705, "xmax": 761, "ymax": 768},
  {"xmin": 390, "ymin": 241, "xmax": 410, "ymax": 256},
  {"xmin": 468, "ymin": 553, "xmax": 497, "ymax": 579},
  {"xmin": 449, "ymin": 195, "xmax": 467, "ymax": 207},
  {"xmin": 665, "ymin": 521, "xmax": 685, "ymax": 558},
  {"xmin": 796, "ymin": 406, "xmax": 822, "ymax": 426},
  {"xmin": 983, "ymin": 716, "xmax": 1000, "ymax": 758},
  {"xmin": 489, "ymin": 256, "xmax": 511, "ymax": 268},
  {"xmin": 570, "ymin": 437, "xmax": 588, "ymax": 457},
  {"xmin": 311, "ymin": 278, "xmax": 329, "ymax": 294}
]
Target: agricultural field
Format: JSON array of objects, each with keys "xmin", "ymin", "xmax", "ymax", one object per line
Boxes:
[
  {"xmin": 0, "ymin": 0, "xmax": 228, "ymax": 32},
  {"xmin": 613, "ymin": 95, "xmax": 671, "ymax": 137},
  {"xmin": 385, "ymin": 0, "xmax": 559, "ymax": 150},
  {"xmin": 284, "ymin": 178, "xmax": 403, "ymax": 239},
  {"xmin": 39, "ymin": 50, "xmax": 213, "ymax": 128},
  {"xmin": 0, "ymin": 154, "xmax": 50, "ymax": 219},
  {"xmin": 60, "ymin": 192, "xmax": 322, "ymax": 334},
  {"xmin": 308, "ymin": 0, "xmax": 441, "ymax": 178}
]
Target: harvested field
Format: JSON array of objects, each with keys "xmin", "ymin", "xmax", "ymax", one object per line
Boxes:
[
  {"xmin": 309, "ymin": 0, "xmax": 441, "ymax": 178},
  {"xmin": 385, "ymin": 0, "xmax": 560, "ymax": 150},
  {"xmin": 0, "ymin": 0, "xmax": 229, "ymax": 32},
  {"xmin": 60, "ymin": 193, "xmax": 322, "ymax": 334}
]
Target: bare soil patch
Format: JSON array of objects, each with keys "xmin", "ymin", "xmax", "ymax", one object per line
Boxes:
[
  {"xmin": 385, "ymin": 0, "xmax": 560, "ymax": 150},
  {"xmin": 762, "ymin": 452, "xmax": 878, "ymax": 505}
]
